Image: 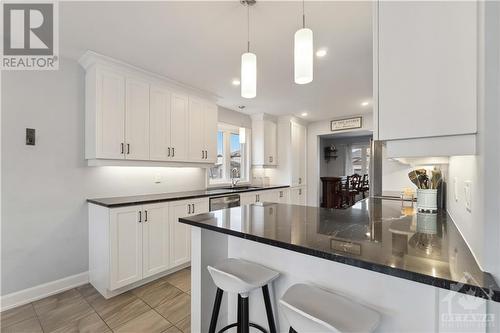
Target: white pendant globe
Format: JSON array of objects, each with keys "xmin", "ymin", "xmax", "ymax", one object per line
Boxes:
[
  {"xmin": 294, "ymin": 28, "xmax": 313, "ymax": 84},
  {"xmin": 241, "ymin": 52, "xmax": 257, "ymax": 98}
]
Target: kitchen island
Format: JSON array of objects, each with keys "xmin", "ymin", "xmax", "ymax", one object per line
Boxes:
[{"xmin": 180, "ymin": 198, "xmax": 500, "ymax": 332}]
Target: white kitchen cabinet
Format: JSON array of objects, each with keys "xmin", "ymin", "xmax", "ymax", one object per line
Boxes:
[
  {"xmin": 188, "ymin": 98, "xmax": 217, "ymax": 163},
  {"xmin": 204, "ymin": 103, "xmax": 218, "ymax": 163},
  {"xmin": 277, "ymin": 189, "xmax": 290, "ymax": 204},
  {"xmin": 291, "ymin": 186, "xmax": 307, "ymax": 206},
  {"xmin": 240, "ymin": 192, "xmax": 260, "ymax": 206},
  {"xmin": 150, "ymin": 87, "xmax": 189, "ymax": 161},
  {"xmin": 81, "ymin": 51, "xmax": 218, "ymax": 166},
  {"xmin": 169, "ymin": 198, "xmax": 209, "ymax": 266},
  {"xmin": 259, "ymin": 190, "xmax": 279, "ymax": 203},
  {"xmin": 252, "ymin": 114, "xmax": 278, "ymax": 166},
  {"xmin": 291, "ymin": 121, "xmax": 306, "ymax": 186},
  {"xmin": 109, "ymin": 206, "xmax": 143, "ymax": 290},
  {"xmin": 142, "ymin": 203, "xmax": 170, "ymax": 278},
  {"xmin": 125, "ymin": 78, "xmax": 150, "ymax": 160},
  {"xmin": 375, "ymin": 1, "xmax": 478, "ymax": 155},
  {"xmin": 86, "ymin": 67, "xmax": 125, "ymax": 160}
]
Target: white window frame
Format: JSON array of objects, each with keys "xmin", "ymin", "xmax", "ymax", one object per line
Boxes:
[{"xmin": 208, "ymin": 123, "xmax": 251, "ymax": 186}]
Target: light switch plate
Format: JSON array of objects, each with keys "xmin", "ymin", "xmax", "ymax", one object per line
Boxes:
[{"xmin": 464, "ymin": 181, "xmax": 472, "ymax": 212}]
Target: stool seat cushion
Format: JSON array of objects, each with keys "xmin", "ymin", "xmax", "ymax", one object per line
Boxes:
[
  {"xmin": 207, "ymin": 258, "xmax": 280, "ymax": 295},
  {"xmin": 280, "ymin": 284, "xmax": 380, "ymax": 333}
]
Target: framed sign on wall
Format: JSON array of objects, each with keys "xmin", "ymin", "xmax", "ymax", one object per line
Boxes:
[{"xmin": 330, "ymin": 117, "xmax": 363, "ymax": 132}]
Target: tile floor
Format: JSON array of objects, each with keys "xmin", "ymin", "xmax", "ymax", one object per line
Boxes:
[{"xmin": 1, "ymin": 268, "xmax": 191, "ymax": 333}]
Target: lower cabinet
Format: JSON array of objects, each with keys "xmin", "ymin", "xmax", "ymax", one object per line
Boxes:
[
  {"xmin": 290, "ymin": 186, "xmax": 307, "ymax": 206},
  {"xmin": 169, "ymin": 198, "xmax": 209, "ymax": 267},
  {"xmin": 89, "ymin": 198, "xmax": 209, "ymax": 297},
  {"xmin": 240, "ymin": 189, "xmax": 289, "ymax": 205}
]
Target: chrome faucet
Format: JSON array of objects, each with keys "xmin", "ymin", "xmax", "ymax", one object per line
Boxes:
[{"xmin": 231, "ymin": 168, "xmax": 240, "ymax": 188}]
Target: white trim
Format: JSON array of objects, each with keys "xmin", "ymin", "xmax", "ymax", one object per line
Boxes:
[{"xmin": 1, "ymin": 272, "xmax": 89, "ymax": 311}]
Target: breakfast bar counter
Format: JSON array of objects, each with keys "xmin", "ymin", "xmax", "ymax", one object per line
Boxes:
[{"xmin": 180, "ymin": 198, "xmax": 500, "ymax": 332}]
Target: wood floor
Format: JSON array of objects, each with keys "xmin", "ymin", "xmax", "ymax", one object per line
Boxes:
[{"xmin": 1, "ymin": 268, "xmax": 191, "ymax": 333}]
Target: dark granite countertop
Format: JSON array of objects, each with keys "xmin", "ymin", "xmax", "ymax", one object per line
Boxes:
[
  {"xmin": 179, "ymin": 198, "xmax": 500, "ymax": 302},
  {"xmin": 87, "ymin": 185, "xmax": 289, "ymax": 208}
]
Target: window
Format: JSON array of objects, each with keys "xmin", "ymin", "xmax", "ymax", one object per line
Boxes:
[
  {"xmin": 209, "ymin": 124, "xmax": 249, "ymax": 184},
  {"xmin": 350, "ymin": 144, "xmax": 370, "ymax": 175}
]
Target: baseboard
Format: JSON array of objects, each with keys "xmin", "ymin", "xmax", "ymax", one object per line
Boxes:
[{"xmin": 1, "ymin": 272, "xmax": 89, "ymax": 311}]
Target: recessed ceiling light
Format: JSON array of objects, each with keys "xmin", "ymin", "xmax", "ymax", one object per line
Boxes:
[
  {"xmin": 316, "ymin": 48, "xmax": 327, "ymax": 58},
  {"xmin": 361, "ymin": 101, "xmax": 370, "ymax": 106},
  {"xmin": 232, "ymin": 79, "xmax": 241, "ymax": 86},
  {"xmin": 301, "ymin": 112, "xmax": 308, "ymax": 117}
]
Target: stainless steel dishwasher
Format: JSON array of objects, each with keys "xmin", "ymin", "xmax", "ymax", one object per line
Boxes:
[{"xmin": 209, "ymin": 194, "xmax": 241, "ymax": 211}]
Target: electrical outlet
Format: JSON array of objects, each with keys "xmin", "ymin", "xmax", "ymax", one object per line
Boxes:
[{"xmin": 464, "ymin": 181, "xmax": 472, "ymax": 213}]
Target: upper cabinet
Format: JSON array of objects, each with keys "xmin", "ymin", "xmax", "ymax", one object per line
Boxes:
[
  {"xmin": 375, "ymin": 1, "xmax": 478, "ymax": 157},
  {"xmin": 252, "ymin": 114, "xmax": 278, "ymax": 166},
  {"xmin": 80, "ymin": 51, "xmax": 218, "ymax": 166}
]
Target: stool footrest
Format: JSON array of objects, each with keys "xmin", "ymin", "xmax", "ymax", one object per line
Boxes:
[{"xmin": 218, "ymin": 322, "xmax": 268, "ymax": 333}]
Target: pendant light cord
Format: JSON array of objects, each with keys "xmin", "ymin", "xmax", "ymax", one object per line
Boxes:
[
  {"xmin": 302, "ymin": 0, "xmax": 305, "ymax": 28},
  {"xmin": 247, "ymin": 5, "xmax": 250, "ymax": 52}
]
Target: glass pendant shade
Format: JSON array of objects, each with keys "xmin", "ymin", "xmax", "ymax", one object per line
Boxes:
[
  {"xmin": 241, "ymin": 52, "xmax": 257, "ymax": 98},
  {"xmin": 294, "ymin": 28, "xmax": 313, "ymax": 84}
]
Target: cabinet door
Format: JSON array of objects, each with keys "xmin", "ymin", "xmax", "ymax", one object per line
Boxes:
[
  {"xmin": 96, "ymin": 69, "xmax": 125, "ymax": 159},
  {"xmin": 277, "ymin": 189, "xmax": 290, "ymax": 204},
  {"xmin": 378, "ymin": 1, "xmax": 477, "ymax": 140},
  {"xmin": 260, "ymin": 190, "xmax": 279, "ymax": 203},
  {"xmin": 169, "ymin": 201, "xmax": 193, "ymax": 267},
  {"xmin": 125, "ymin": 78, "xmax": 150, "ymax": 160},
  {"xmin": 188, "ymin": 98, "xmax": 205, "ymax": 162},
  {"xmin": 170, "ymin": 93, "xmax": 189, "ymax": 161},
  {"xmin": 240, "ymin": 193, "xmax": 258, "ymax": 206},
  {"xmin": 149, "ymin": 86, "xmax": 171, "ymax": 161},
  {"xmin": 142, "ymin": 203, "xmax": 170, "ymax": 278},
  {"xmin": 110, "ymin": 206, "xmax": 143, "ymax": 290},
  {"xmin": 291, "ymin": 187, "xmax": 306, "ymax": 206},
  {"xmin": 204, "ymin": 103, "xmax": 218, "ymax": 163},
  {"xmin": 291, "ymin": 122, "xmax": 306, "ymax": 186},
  {"xmin": 264, "ymin": 121, "xmax": 277, "ymax": 165}
]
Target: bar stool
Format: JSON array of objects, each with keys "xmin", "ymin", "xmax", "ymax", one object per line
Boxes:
[
  {"xmin": 279, "ymin": 284, "xmax": 380, "ymax": 333},
  {"xmin": 207, "ymin": 258, "xmax": 280, "ymax": 333}
]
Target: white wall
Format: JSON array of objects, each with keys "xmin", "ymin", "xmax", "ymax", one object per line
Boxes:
[
  {"xmin": 1, "ymin": 58, "xmax": 207, "ymax": 295},
  {"xmin": 217, "ymin": 106, "xmax": 251, "ymax": 129},
  {"xmin": 306, "ymin": 114, "xmax": 373, "ymax": 206}
]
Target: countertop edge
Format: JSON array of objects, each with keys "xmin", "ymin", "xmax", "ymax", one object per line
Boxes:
[
  {"xmin": 87, "ymin": 185, "xmax": 291, "ymax": 208},
  {"xmin": 179, "ymin": 216, "xmax": 500, "ymax": 303}
]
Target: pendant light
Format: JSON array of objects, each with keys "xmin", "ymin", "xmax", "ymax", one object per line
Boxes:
[
  {"xmin": 294, "ymin": 0, "xmax": 313, "ymax": 84},
  {"xmin": 241, "ymin": 0, "xmax": 257, "ymax": 98}
]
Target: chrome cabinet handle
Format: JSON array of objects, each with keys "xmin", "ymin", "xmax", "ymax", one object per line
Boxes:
[
  {"xmin": 204, "ymin": 150, "xmax": 207, "ymax": 159},
  {"xmin": 299, "ymin": 189, "xmax": 302, "ymax": 195},
  {"xmin": 269, "ymin": 156, "xmax": 273, "ymax": 163},
  {"xmin": 172, "ymin": 147, "xmax": 175, "ymax": 157},
  {"xmin": 298, "ymin": 177, "xmax": 302, "ymax": 184},
  {"xmin": 121, "ymin": 143, "xmax": 124, "ymax": 154},
  {"xmin": 144, "ymin": 210, "xmax": 148, "ymax": 222},
  {"xmin": 279, "ymin": 191, "xmax": 283, "ymax": 198},
  {"xmin": 192, "ymin": 204, "xmax": 195, "ymax": 214},
  {"xmin": 138, "ymin": 211, "xmax": 142, "ymax": 223},
  {"xmin": 127, "ymin": 143, "xmax": 130, "ymax": 154},
  {"xmin": 168, "ymin": 147, "xmax": 171, "ymax": 157},
  {"xmin": 202, "ymin": 150, "xmax": 204, "ymax": 159},
  {"xmin": 188, "ymin": 204, "xmax": 191, "ymax": 214}
]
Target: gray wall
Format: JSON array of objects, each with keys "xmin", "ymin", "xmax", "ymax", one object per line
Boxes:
[{"xmin": 1, "ymin": 58, "xmax": 207, "ymax": 295}]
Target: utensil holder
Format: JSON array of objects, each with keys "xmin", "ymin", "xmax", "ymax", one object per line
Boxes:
[
  {"xmin": 416, "ymin": 212, "xmax": 437, "ymax": 234},
  {"xmin": 417, "ymin": 189, "xmax": 438, "ymax": 213}
]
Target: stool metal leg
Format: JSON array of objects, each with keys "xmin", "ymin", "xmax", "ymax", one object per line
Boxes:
[
  {"xmin": 209, "ymin": 288, "xmax": 224, "ymax": 333},
  {"xmin": 262, "ymin": 285, "xmax": 277, "ymax": 333},
  {"xmin": 240, "ymin": 296, "xmax": 249, "ymax": 333},
  {"xmin": 237, "ymin": 294, "xmax": 242, "ymax": 333}
]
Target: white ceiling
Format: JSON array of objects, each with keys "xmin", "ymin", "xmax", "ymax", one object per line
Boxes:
[{"xmin": 60, "ymin": 1, "xmax": 373, "ymax": 122}]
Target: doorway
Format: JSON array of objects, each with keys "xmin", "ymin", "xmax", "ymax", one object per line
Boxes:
[{"xmin": 319, "ymin": 131, "xmax": 373, "ymax": 208}]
